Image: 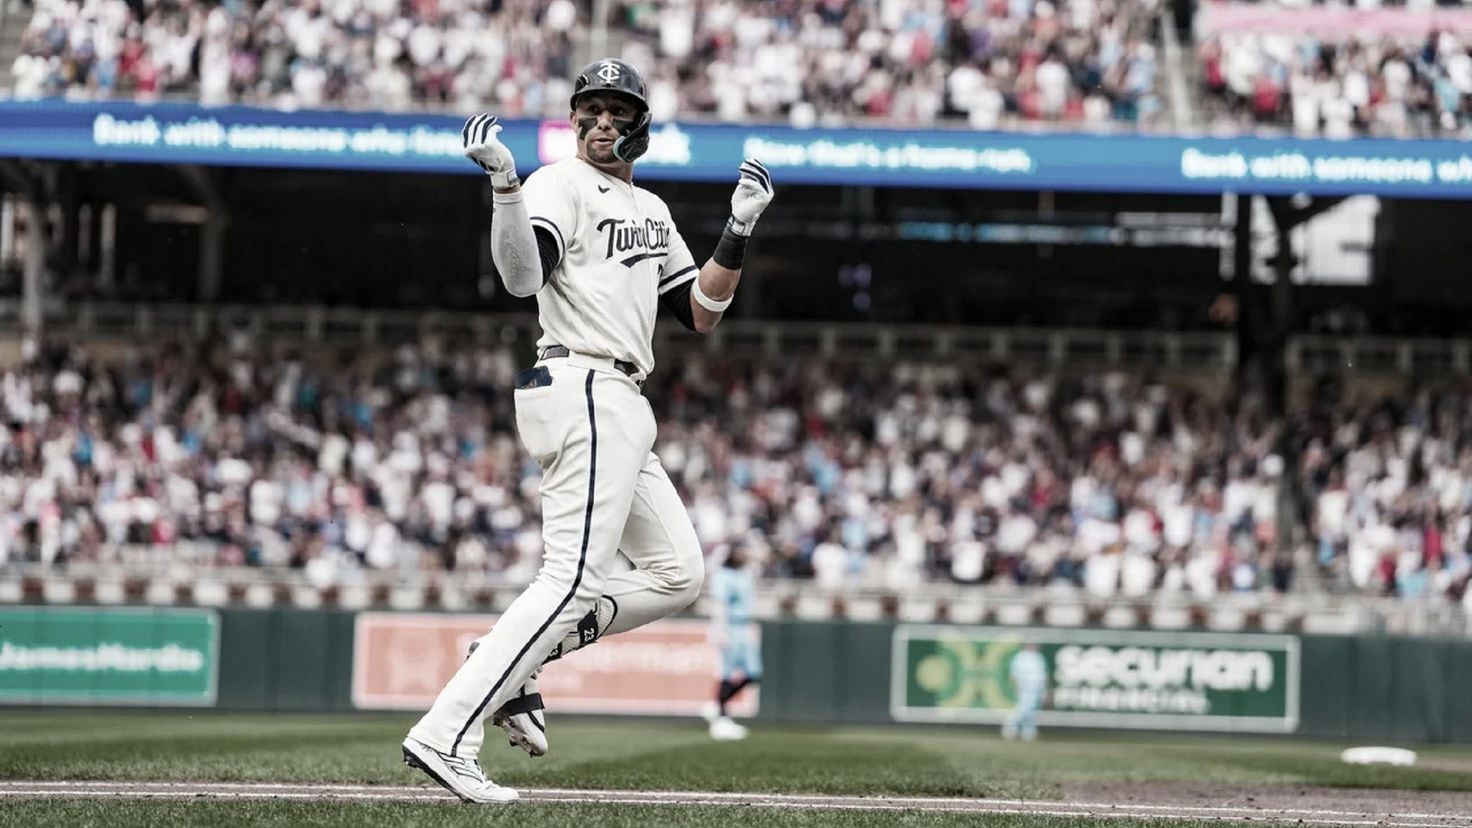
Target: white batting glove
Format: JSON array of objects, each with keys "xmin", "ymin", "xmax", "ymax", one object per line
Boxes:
[
  {"xmin": 462, "ymin": 113, "xmax": 519, "ymax": 189},
  {"xmin": 728, "ymin": 158, "xmax": 773, "ymax": 237}
]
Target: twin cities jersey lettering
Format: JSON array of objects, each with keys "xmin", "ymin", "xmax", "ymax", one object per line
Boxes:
[
  {"xmin": 523, "ymin": 158, "xmax": 699, "ymax": 377},
  {"xmin": 598, "ymin": 218, "xmax": 673, "ymax": 265}
]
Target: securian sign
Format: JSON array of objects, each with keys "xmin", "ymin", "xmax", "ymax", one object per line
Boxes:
[{"xmin": 891, "ymin": 625, "xmax": 1299, "ymax": 733}]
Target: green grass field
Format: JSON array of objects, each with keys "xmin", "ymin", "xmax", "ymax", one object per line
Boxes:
[{"xmin": 2, "ymin": 711, "xmax": 1470, "ymax": 827}]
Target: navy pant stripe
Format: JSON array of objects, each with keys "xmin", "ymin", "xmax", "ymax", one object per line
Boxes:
[{"xmin": 451, "ymin": 369, "xmax": 597, "ymax": 754}]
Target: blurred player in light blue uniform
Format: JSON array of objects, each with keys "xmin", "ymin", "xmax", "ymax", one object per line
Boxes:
[
  {"xmin": 1003, "ymin": 643, "xmax": 1048, "ymax": 742},
  {"xmin": 706, "ymin": 545, "xmax": 761, "ymax": 740}
]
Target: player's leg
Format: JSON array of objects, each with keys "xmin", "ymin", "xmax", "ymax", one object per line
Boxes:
[
  {"xmin": 600, "ymin": 452, "xmax": 705, "ymax": 633},
  {"xmin": 458, "ymin": 635, "xmax": 547, "ymax": 759},
  {"xmin": 541, "ymin": 452, "xmax": 704, "ymax": 655},
  {"xmin": 1019, "ymin": 693, "xmax": 1040, "ymax": 741},
  {"xmin": 484, "ymin": 453, "xmax": 704, "ymax": 759},
  {"xmin": 405, "ymin": 369, "xmax": 650, "ymax": 794},
  {"xmin": 710, "ymin": 631, "xmax": 758, "ymax": 740},
  {"xmin": 485, "ymin": 450, "xmax": 702, "ymax": 759},
  {"xmin": 708, "ymin": 637, "xmax": 738, "ymax": 721},
  {"xmin": 720, "ymin": 635, "xmax": 763, "ymax": 712},
  {"xmin": 732, "ymin": 632, "xmax": 763, "ymax": 704}
]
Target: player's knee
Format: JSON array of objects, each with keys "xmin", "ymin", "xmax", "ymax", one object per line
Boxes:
[
  {"xmin": 666, "ymin": 543, "xmax": 704, "ymax": 607},
  {"xmin": 533, "ymin": 564, "xmax": 607, "ymax": 609},
  {"xmin": 572, "ymin": 572, "xmax": 610, "ymax": 607}
]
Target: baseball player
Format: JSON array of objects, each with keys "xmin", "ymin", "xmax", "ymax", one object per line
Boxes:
[
  {"xmin": 1003, "ymin": 642, "xmax": 1048, "ymax": 741},
  {"xmin": 705, "ymin": 544, "xmax": 761, "ymax": 741},
  {"xmin": 401, "ymin": 58, "xmax": 776, "ymax": 803}
]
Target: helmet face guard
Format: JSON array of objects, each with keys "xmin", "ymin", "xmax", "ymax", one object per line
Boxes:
[
  {"xmin": 612, "ymin": 112, "xmax": 652, "ymax": 163},
  {"xmin": 570, "ymin": 59, "xmax": 651, "ymax": 163}
]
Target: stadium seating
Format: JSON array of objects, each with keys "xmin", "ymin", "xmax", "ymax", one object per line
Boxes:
[
  {"xmin": 2, "ymin": 329, "xmax": 1467, "ymax": 608},
  {"xmin": 9, "ymin": 0, "xmax": 1469, "ymax": 135},
  {"xmin": 1195, "ymin": 2, "xmax": 1472, "ymax": 137},
  {"xmin": 9, "ymin": 0, "xmax": 584, "ymax": 111},
  {"xmin": 7, "ymin": 0, "xmax": 1165, "ymax": 128}
]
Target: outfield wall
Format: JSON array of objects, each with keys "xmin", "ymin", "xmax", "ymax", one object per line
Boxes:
[{"xmin": 4, "ymin": 607, "xmax": 1471, "ymax": 743}]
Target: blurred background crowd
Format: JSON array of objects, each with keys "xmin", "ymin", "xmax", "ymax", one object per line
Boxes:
[
  {"xmin": 1196, "ymin": 23, "xmax": 1472, "ymax": 137},
  {"xmin": 0, "ymin": 0, "xmax": 1322, "ymax": 131},
  {"xmin": 3, "ymin": 334, "xmax": 1469, "ymax": 605},
  {"xmin": 4, "ymin": 0, "xmax": 1168, "ymax": 127},
  {"xmin": 9, "ymin": 0, "xmax": 1472, "ymax": 135}
]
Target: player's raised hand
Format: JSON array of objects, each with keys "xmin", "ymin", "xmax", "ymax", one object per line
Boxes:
[
  {"xmin": 727, "ymin": 159, "xmax": 773, "ymax": 236},
  {"xmin": 462, "ymin": 113, "xmax": 519, "ymax": 190}
]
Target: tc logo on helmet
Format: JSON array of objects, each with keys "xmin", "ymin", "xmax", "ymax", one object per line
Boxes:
[{"xmin": 596, "ymin": 61, "xmax": 621, "ymax": 83}]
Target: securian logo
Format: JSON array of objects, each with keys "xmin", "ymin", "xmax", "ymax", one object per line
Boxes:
[
  {"xmin": 913, "ymin": 636, "xmax": 1020, "ymax": 710},
  {"xmin": 596, "ymin": 61, "xmax": 621, "ymax": 83}
]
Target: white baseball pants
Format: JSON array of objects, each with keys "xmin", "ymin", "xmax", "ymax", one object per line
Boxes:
[{"xmin": 408, "ymin": 353, "xmax": 704, "ymax": 758}]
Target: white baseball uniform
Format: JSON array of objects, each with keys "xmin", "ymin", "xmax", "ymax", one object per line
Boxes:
[{"xmin": 408, "ymin": 157, "xmax": 706, "ymax": 759}]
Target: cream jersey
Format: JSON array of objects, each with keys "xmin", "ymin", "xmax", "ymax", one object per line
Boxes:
[{"xmin": 523, "ymin": 157, "xmax": 699, "ymax": 378}]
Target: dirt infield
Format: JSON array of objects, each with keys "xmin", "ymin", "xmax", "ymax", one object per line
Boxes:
[
  {"xmin": 3, "ymin": 780, "xmax": 1471, "ymax": 826},
  {"xmin": 1069, "ymin": 780, "xmax": 1472, "ymax": 815}
]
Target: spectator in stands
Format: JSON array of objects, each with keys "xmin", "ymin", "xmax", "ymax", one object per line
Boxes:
[
  {"xmin": 1198, "ymin": 22, "xmax": 1472, "ymax": 137},
  {"xmin": 10, "ymin": 0, "xmax": 1163, "ymax": 129},
  {"xmin": 7, "ymin": 332, "xmax": 1469, "ymax": 605},
  {"xmin": 1296, "ymin": 386, "xmax": 1472, "ymax": 600},
  {"xmin": 0, "ymin": 331, "xmax": 1271, "ymax": 595}
]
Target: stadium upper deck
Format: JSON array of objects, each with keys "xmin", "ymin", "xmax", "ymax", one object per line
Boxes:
[
  {"xmin": 7, "ymin": 0, "xmax": 1469, "ymax": 136},
  {"xmin": 9, "ymin": 0, "xmax": 1164, "ymax": 129}
]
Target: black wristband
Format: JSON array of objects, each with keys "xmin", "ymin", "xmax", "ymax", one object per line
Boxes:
[{"xmin": 713, "ymin": 220, "xmax": 749, "ymax": 270}]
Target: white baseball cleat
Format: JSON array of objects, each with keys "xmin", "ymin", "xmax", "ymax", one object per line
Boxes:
[
  {"xmin": 469, "ymin": 639, "xmax": 549, "ymax": 758},
  {"xmin": 493, "ymin": 673, "xmax": 548, "ymax": 757},
  {"xmin": 708, "ymin": 716, "xmax": 749, "ymax": 741},
  {"xmin": 401, "ymin": 737, "xmax": 520, "ymax": 803}
]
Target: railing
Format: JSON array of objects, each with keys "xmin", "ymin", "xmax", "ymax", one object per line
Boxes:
[
  {"xmin": 1287, "ymin": 334, "xmax": 1472, "ymax": 376},
  {"xmin": 4, "ymin": 559, "xmax": 1467, "ymax": 636},
  {"xmin": 10, "ymin": 300, "xmax": 1472, "ymax": 375},
  {"xmin": 0, "ymin": 300, "xmax": 1239, "ymax": 369}
]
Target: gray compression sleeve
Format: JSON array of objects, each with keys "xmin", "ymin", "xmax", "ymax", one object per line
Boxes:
[{"xmin": 490, "ymin": 190, "xmax": 545, "ymax": 298}]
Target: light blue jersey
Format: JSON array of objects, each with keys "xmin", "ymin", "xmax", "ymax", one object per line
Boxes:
[
  {"xmin": 1005, "ymin": 648, "xmax": 1048, "ymax": 741},
  {"xmin": 713, "ymin": 565, "xmax": 755, "ymax": 627},
  {"xmin": 1010, "ymin": 649, "xmax": 1048, "ymax": 697},
  {"xmin": 712, "ymin": 565, "xmax": 761, "ymax": 680}
]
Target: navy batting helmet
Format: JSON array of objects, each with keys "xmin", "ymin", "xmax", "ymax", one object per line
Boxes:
[{"xmin": 570, "ymin": 58, "xmax": 652, "ymax": 163}]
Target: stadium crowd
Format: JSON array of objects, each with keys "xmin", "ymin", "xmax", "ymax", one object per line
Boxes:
[
  {"xmin": 8, "ymin": 0, "xmax": 1164, "ymax": 127},
  {"xmin": 2, "ymin": 334, "xmax": 1469, "ymax": 605},
  {"xmin": 1297, "ymin": 385, "xmax": 1472, "ymax": 603},
  {"xmin": 11, "ymin": 0, "xmax": 1472, "ymax": 136},
  {"xmin": 1196, "ymin": 16, "xmax": 1472, "ymax": 137}
]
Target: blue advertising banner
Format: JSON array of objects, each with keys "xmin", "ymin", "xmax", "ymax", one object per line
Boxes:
[{"xmin": 2, "ymin": 100, "xmax": 1471, "ymax": 198}]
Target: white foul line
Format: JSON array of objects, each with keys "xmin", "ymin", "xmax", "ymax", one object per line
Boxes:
[{"xmin": 0, "ymin": 781, "xmax": 1468, "ymax": 826}]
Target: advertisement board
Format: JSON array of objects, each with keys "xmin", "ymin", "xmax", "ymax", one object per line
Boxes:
[
  {"xmin": 891, "ymin": 625, "xmax": 1298, "ymax": 732},
  {"xmin": 0, "ymin": 607, "xmax": 219, "ymax": 705},
  {"xmin": 352, "ymin": 612, "xmax": 757, "ymax": 717},
  {"xmin": 2, "ymin": 100, "xmax": 1471, "ymax": 199}
]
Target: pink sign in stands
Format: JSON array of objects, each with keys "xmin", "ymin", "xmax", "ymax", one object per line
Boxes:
[{"xmin": 1200, "ymin": 2, "xmax": 1472, "ymax": 36}]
